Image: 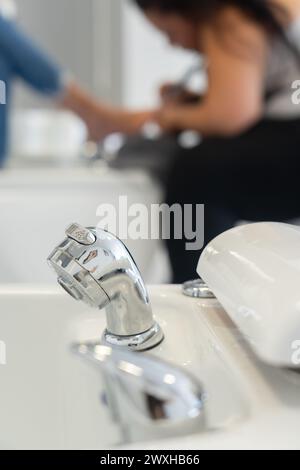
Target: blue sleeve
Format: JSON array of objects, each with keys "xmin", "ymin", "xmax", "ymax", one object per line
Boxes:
[{"xmin": 0, "ymin": 15, "xmax": 64, "ymax": 96}]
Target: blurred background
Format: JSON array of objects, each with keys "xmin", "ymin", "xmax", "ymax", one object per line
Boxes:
[
  {"xmin": 2, "ymin": 0, "xmax": 300, "ymax": 287},
  {"xmin": 2, "ymin": 0, "xmax": 202, "ymax": 286},
  {"xmin": 13, "ymin": 0, "xmax": 197, "ymax": 111}
]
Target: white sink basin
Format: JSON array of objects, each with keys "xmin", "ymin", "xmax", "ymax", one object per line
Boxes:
[
  {"xmin": 1, "ymin": 284, "xmax": 299, "ymax": 450},
  {"xmin": 0, "ymin": 167, "xmax": 169, "ymax": 284},
  {"xmin": 0, "ymin": 284, "xmax": 250, "ymax": 450}
]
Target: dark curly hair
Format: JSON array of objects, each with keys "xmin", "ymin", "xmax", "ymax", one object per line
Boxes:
[
  {"xmin": 135, "ymin": 0, "xmax": 288, "ymax": 38},
  {"xmin": 134, "ymin": 0, "xmax": 300, "ymax": 61}
]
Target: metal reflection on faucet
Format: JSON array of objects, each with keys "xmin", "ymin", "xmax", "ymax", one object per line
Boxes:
[
  {"xmin": 48, "ymin": 223, "xmax": 164, "ymax": 351},
  {"xmin": 164, "ymin": 374, "xmax": 176, "ymax": 385},
  {"xmin": 118, "ymin": 360, "xmax": 143, "ymax": 377},
  {"xmin": 73, "ymin": 342, "xmax": 206, "ymax": 444}
]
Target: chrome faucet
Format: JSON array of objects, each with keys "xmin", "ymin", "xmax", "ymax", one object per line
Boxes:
[
  {"xmin": 48, "ymin": 223, "xmax": 164, "ymax": 351},
  {"xmin": 74, "ymin": 342, "xmax": 206, "ymax": 444}
]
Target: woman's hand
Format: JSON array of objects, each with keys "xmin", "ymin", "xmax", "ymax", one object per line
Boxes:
[
  {"xmin": 160, "ymin": 82, "xmax": 201, "ymax": 106},
  {"xmin": 153, "ymin": 103, "xmax": 199, "ymax": 134},
  {"xmin": 153, "ymin": 105, "xmax": 179, "ymax": 133},
  {"xmin": 61, "ymin": 81, "xmax": 157, "ymax": 140},
  {"xmin": 87, "ymin": 106, "xmax": 157, "ymax": 140}
]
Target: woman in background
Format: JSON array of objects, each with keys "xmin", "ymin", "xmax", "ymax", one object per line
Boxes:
[
  {"xmin": 4, "ymin": 0, "xmax": 300, "ymax": 283},
  {"xmin": 0, "ymin": 0, "xmax": 152, "ymax": 166},
  {"xmin": 80, "ymin": 0, "xmax": 300, "ymax": 283},
  {"xmin": 129, "ymin": 0, "xmax": 300, "ymax": 283}
]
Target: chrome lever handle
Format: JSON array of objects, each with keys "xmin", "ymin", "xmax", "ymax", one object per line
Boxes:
[{"xmin": 73, "ymin": 342, "xmax": 206, "ymax": 444}]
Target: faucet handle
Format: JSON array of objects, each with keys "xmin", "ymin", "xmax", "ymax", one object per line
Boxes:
[
  {"xmin": 65, "ymin": 223, "xmax": 96, "ymax": 246},
  {"xmin": 73, "ymin": 342, "xmax": 206, "ymax": 444}
]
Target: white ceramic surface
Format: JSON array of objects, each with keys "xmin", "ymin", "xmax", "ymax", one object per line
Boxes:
[
  {"xmin": 198, "ymin": 222, "xmax": 300, "ymax": 367},
  {"xmin": 0, "ymin": 285, "xmax": 250, "ymax": 450},
  {"xmin": 10, "ymin": 110, "xmax": 87, "ymax": 166},
  {"xmin": 0, "ymin": 167, "xmax": 169, "ymax": 284}
]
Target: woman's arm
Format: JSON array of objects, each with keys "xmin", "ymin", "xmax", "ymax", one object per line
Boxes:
[
  {"xmin": 60, "ymin": 81, "xmax": 155, "ymax": 141},
  {"xmin": 0, "ymin": 14, "xmax": 64, "ymax": 95},
  {"xmin": 155, "ymin": 8, "xmax": 269, "ymax": 137},
  {"xmin": 0, "ymin": 15, "xmax": 155, "ymax": 140}
]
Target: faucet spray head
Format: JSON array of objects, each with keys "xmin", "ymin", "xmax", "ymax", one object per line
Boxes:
[{"xmin": 48, "ymin": 223, "xmax": 164, "ymax": 351}]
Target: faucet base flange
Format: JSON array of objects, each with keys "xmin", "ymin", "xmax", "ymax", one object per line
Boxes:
[{"xmin": 103, "ymin": 322, "xmax": 164, "ymax": 352}]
